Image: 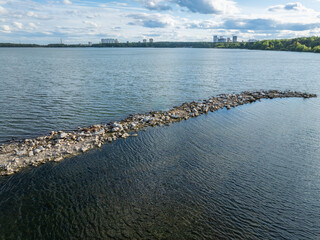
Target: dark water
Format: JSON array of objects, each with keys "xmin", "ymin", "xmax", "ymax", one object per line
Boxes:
[{"xmin": 0, "ymin": 48, "xmax": 320, "ymax": 239}]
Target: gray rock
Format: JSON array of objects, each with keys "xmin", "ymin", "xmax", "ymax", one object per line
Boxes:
[
  {"xmin": 34, "ymin": 149, "xmax": 41, "ymax": 154},
  {"xmin": 81, "ymin": 146, "xmax": 89, "ymax": 153},
  {"xmin": 37, "ymin": 146, "xmax": 45, "ymax": 151},
  {"xmin": 122, "ymin": 133, "xmax": 130, "ymax": 138},
  {"xmin": 59, "ymin": 132, "xmax": 68, "ymax": 139},
  {"xmin": 15, "ymin": 150, "xmax": 26, "ymax": 156},
  {"xmin": 94, "ymin": 129, "xmax": 105, "ymax": 135},
  {"xmin": 170, "ymin": 115, "xmax": 180, "ymax": 119},
  {"xmin": 112, "ymin": 127, "xmax": 120, "ymax": 132}
]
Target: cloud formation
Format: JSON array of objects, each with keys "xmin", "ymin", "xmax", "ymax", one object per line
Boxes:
[
  {"xmin": 0, "ymin": 0, "xmax": 320, "ymax": 43},
  {"xmin": 0, "ymin": 5, "xmax": 7, "ymax": 14},
  {"xmin": 63, "ymin": 0, "xmax": 72, "ymax": 5},
  {"xmin": 138, "ymin": 0, "xmax": 171, "ymax": 11},
  {"xmin": 268, "ymin": 2, "xmax": 309, "ymax": 12},
  {"xmin": 137, "ymin": 0, "xmax": 238, "ymax": 14},
  {"xmin": 173, "ymin": 0, "xmax": 238, "ymax": 14},
  {"xmin": 127, "ymin": 13, "xmax": 175, "ymax": 28}
]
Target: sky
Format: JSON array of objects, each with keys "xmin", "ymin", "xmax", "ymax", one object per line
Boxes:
[{"xmin": 1, "ymin": 0, "xmax": 320, "ymax": 44}]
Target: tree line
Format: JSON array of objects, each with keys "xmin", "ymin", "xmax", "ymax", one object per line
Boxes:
[
  {"xmin": 1, "ymin": 37, "xmax": 320, "ymax": 53},
  {"xmin": 212, "ymin": 37, "xmax": 320, "ymax": 53}
]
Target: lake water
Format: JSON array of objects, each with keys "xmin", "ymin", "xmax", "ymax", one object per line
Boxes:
[{"xmin": 0, "ymin": 48, "xmax": 319, "ymax": 239}]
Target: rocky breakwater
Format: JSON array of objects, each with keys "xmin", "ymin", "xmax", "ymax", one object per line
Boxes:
[{"xmin": 0, "ymin": 90, "xmax": 317, "ymax": 176}]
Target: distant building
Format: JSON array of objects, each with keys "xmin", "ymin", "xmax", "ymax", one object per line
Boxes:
[
  {"xmin": 88, "ymin": 42, "xmax": 93, "ymax": 46},
  {"xmin": 248, "ymin": 39, "xmax": 258, "ymax": 42},
  {"xmin": 143, "ymin": 39, "xmax": 147, "ymax": 43},
  {"xmin": 101, "ymin": 38, "xmax": 119, "ymax": 44},
  {"xmin": 214, "ymin": 35, "xmax": 238, "ymax": 43},
  {"xmin": 213, "ymin": 35, "xmax": 227, "ymax": 43},
  {"xmin": 232, "ymin": 36, "xmax": 238, "ymax": 42},
  {"xmin": 149, "ymin": 38, "xmax": 154, "ymax": 43},
  {"xmin": 218, "ymin": 36, "xmax": 226, "ymax": 43}
]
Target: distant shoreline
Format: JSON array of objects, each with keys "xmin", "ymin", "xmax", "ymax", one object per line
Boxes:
[{"xmin": 1, "ymin": 36, "xmax": 320, "ymax": 53}]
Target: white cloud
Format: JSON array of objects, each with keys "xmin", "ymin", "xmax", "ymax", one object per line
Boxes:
[
  {"xmin": 63, "ymin": 0, "xmax": 72, "ymax": 5},
  {"xmin": 138, "ymin": 0, "xmax": 171, "ymax": 11},
  {"xmin": 0, "ymin": 0, "xmax": 320, "ymax": 43},
  {"xmin": 28, "ymin": 23, "xmax": 37, "ymax": 29},
  {"xmin": 2, "ymin": 24, "xmax": 10, "ymax": 32},
  {"xmin": 268, "ymin": 2, "xmax": 310, "ymax": 12},
  {"xmin": 137, "ymin": 0, "xmax": 238, "ymax": 14},
  {"xmin": 13, "ymin": 22, "xmax": 23, "ymax": 29},
  {"xmin": 83, "ymin": 20, "xmax": 98, "ymax": 28},
  {"xmin": 127, "ymin": 13, "xmax": 176, "ymax": 28},
  {"xmin": 0, "ymin": 5, "xmax": 7, "ymax": 14},
  {"xmin": 173, "ymin": 0, "xmax": 238, "ymax": 14}
]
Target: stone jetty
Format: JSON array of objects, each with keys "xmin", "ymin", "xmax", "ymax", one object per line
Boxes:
[{"xmin": 0, "ymin": 90, "xmax": 317, "ymax": 176}]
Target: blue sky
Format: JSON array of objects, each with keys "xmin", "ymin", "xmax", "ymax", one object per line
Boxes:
[{"xmin": 1, "ymin": 0, "xmax": 320, "ymax": 44}]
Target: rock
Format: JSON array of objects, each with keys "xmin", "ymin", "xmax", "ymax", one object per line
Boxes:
[
  {"xmin": 111, "ymin": 122, "xmax": 122, "ymax": 129},
  {"xmin": 81, "ymin": 146, "xmax": 89, "ymax": 153},
  {"xmin": 37, "ymin": 146, "xmax": 45, "ymax": 151},
  {"xmin": 58, "ymin": 132, "xmax": 68, "ymax": 139},
  {"xmin": 15, "ymin": 150, "xmax": 26, "ymax": 156},
  {"xmin": 54, "ymin": 157, "xmax": 63, "ymax": 162},
  {"xmin": 122, "ymin": 133, "xmax": 130, "ymax": 138},
  {"xmin": 33, "ymin": 148, "xmax": 41, "ymax": 154},
  {"xmin": 142, "ymin": 117, "xmax": 150, "ymax": 122},
  {"xmin": 170, "ymin": 115, "xmax": 180, "ymax": 119},
  {"xmin": 0, "ymin": 89, "xmax": 317, "ymax": 176},
  {"xmin": 94, "ymin": 129, "xmax": 105, "ymax": 135},
  {"xmin": 112, "ymin": 127, "xmax": 120, "ymax": 132}
]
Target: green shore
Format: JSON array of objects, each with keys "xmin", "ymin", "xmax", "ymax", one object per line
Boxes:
[{"xmin": 1, "ymin": 36, "xmax": 320, "ymax": 53}]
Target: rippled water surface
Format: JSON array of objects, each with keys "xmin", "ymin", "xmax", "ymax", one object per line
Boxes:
[{"xmin": 0, "ymin": 48, "xmax": 320, "ymax": 239}]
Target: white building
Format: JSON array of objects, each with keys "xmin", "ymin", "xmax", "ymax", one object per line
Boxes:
[
  {"xmin": 213, "ymin": 35, "xmax": 218, "ymax": 42},
  {"xmin": 101, "ymin": 39, "xmax": 119, "ymax": 44}
]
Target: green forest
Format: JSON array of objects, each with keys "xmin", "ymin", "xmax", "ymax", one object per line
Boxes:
[
  {"xmin": 212, "ymin": 36, "xmax": 320, "ymax": 53},
  {"xmin": 1, "ymin": 36, "xmax": 320, "ymax": 53}
]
